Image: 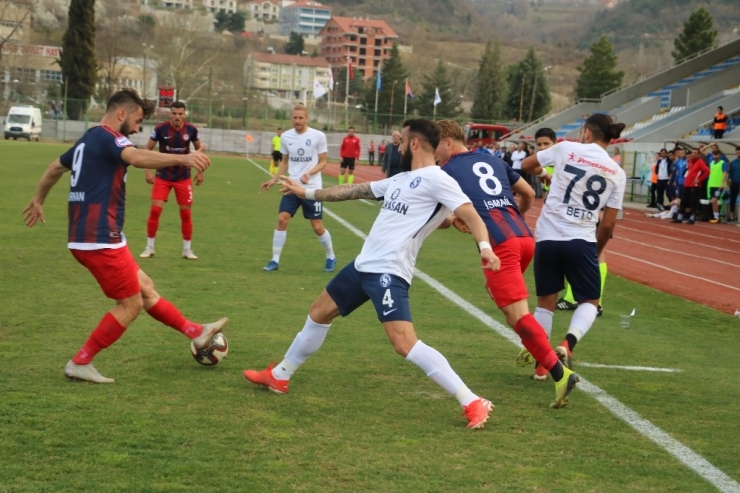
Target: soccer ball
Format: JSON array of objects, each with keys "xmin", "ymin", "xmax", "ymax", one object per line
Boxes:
[{"xmin": 190, "ymin": 332, "xmax": 229, "ymax": 366}]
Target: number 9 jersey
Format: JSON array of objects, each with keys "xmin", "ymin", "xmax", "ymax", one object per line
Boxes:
[
  {"xmin": 59, "ymin": 125, "xmax": 134, "ymax": 250},
  {"xmin": 535, "ymin": 141, "xmax": 626, "ymax": 242}
]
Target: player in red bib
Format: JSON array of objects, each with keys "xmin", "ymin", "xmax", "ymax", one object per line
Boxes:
[
  {"xmin": 140, "ymin": 101, "xmax": 203, "ymax": 260},
  {"xmin": 23, "ymin": 89, "xmax": 227, "ymax": 384},
  {"xmin": 434, "ymin": 120, "xmax": 578, "ymax": 408},
  {"xmin": 338, "ymin": 126, "xmax": 361, "ymax": 185}
]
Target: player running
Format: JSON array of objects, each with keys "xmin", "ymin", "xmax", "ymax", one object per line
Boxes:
[
  {"xmin": 434, "ymin": 120, "xmax": 578, "ymax": 406},
  {"xmin": 521, "ymin": 114, "xmax": 626, "ymax": 371},
  {"xmin": 260, "ymin": 104, "xmax": 337, "ymax": 273},
  {"xmin": 245, "ymin": 119, "xmax": 500, "ymax": 429},
  {"xmin": 23, "ymin": 89, "xmax": 227, "ymax": 383},
  {"xmin": 140, "ymin": 101, "xmax": 203, "ymax": 260}
]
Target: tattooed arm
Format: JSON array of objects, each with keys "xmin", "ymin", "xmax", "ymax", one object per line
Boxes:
[{"xmin": 278, "ymin": 176, "xmax": 376, "ymax": 201}]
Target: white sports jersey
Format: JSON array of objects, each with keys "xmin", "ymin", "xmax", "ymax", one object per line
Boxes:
[
  {"xmin": 354, "ymin": 165, "xmax": 471, "ymax": 284},
  {"xmin": 535, "ymin": 141, "xmax": 626, "ymax": 242},
  {"xmin": 280, "ymin": 126, "xmax": 328, "ymax": 190}
]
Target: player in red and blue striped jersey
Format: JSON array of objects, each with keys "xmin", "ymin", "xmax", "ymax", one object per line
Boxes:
[
  {"xmin": 141, "ymin": 101, "xmax": 203, "ymax": 260},
  {"xmin": 23, "ymin": 89, "xmax": 226, "ymax": 384},
  {"xmin": 434, "ymin": 120, "xmax": 578, "ymax": 408}
]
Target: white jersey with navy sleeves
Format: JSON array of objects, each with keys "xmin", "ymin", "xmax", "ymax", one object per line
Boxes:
[
  {"xmin": 280, "ymin": 126, "xmax": 328, "ymax": 190},
  {"xmin": 535, "ymin": 141, "xmax": 626, "ymax": 242},
  {"xmin": 354, "ymin": 165, "xmax": 471, "ymax": 284}
]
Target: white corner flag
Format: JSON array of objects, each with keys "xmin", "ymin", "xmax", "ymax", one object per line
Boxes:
[
  {"xmin": 433, "ymin": 87, "xmax": 442, "ymax": 107},
  {"xmin": 313, "ymin": 78, "xmax": 327, "ymax": 99}
]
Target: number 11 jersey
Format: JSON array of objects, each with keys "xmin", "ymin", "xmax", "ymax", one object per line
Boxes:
[{"xmin": 535, "ymin": 141, "xmax": 626, "ymax": 242}]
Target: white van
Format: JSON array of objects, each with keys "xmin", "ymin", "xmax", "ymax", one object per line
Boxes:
[{"xmin": 3, "ymin": 106, "xmax": 43, "ymax": 141}]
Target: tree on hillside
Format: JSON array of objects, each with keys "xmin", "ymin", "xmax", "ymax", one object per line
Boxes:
[
  {"xmin": 284, "ymin": 31, "xmax": 305, "ymax": 55},
  {"xmin": 471, "ymin": 37, "xmax": 506, "ymax": 122},
  {"xmin": 363, "ymin": 42, "xmax": 410, "ymax": 126},
  {"xmin": 504, "ymin": 47, "xmax": 551, "ymax": 122},
  {"xmin": 672, "ymin": 7, "xmax": 717, "ymax": 63},
  {"xmin": 214, "ymin": 11, "xmax": 229, "ymax": 32},
  {"xmin": 335, "ymin": 65, "xmax": 364, "ymax": 102},
  {"xmin": 574, "ymin": 35, "xmax": 623, "ymax": 100},
  {"xmin": 59, "ymin": 0, "xmax": 97, "ymax": 119},
  {"xmin": 228, "ymin": 11, "xmax": 247, "ymax": 33},
  {"xmin": 96, "ymin": 4, "xmax": 133, "ymax": 101},
  {"xmin": 416, "ymin": 60, "xmax": 459, "ymax": 118}
]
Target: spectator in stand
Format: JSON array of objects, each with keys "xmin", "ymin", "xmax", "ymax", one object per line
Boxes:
[
  {"xmin": 368, "ymin": 140, "xmax": 375, "ymax": 166},
  {"xmin": 714, "ymin": 106, "xmax": 728, "ymax": 139},
  {"xmin": 728, "ymin": 148, "xmax": 740, "ymax": 223},
  {"xmin": 511, "ymin": 142, "xmax": 529, "ymax": 180},
  {"xmin": 679, "ymin": 148, "xmax": 710, "ymax": 225},
  {"xmin": 502, "ymin": 144, "xmax": 515, "ymax": 168},
  {"xmin": 655, "ymin": 148, "xmax": 673, "ymax": 209},
  {"xmin": 670, "ymin": 147, "xmax": 688, "ymax": 206},
  {"xmin": 612, "ymin": 147, "xmax": 622, "ymax": 168},
  {"xmin": 475, "ymin": 141, "xmax": 489, "ymax": 154},
  {"xmin": 378, "ymin": 140, "xmax": 386, "ymax": 165},
  {"xmin": 492, "ymin": 143, "xmax": 503, "ymax": 159},
  {"xmin": 381, "ymin": 131, "xmax": 402, "ymax": 178}
]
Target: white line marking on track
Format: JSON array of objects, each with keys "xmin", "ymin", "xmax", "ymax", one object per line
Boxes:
[
  {"xmin": 621, "ymin": 217, "xmax": 740, "ymax": 244},
  {"xmin": 614, "ymin": 236, "xmax": 740, "ymax": 269},
  {"xmin": 608, "ymin": 251, "xmax": 740, "ymax": 292},
  {"xmin": 578, "ymin": 362, "xmax": 682, "ymax": 372},
  {"xmin": 247, "ymin": 158, "xmax": 740, "ymax": 493}
]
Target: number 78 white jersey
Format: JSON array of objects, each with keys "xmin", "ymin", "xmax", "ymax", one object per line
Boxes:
[{"xmin": 535, "ymin": 141, "xmax": 626, "ymax": 242}]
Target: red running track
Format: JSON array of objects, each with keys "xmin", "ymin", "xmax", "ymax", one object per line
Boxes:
[{"xmin": 322, "ymin": 164, "xmax": 740, "ymax": 314}]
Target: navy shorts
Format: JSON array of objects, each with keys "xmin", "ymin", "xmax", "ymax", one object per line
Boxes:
[
  {"xmin": 279, "ymin": 193, "xmax": 323, "ymax": 219},
  {"xmin": 326, "ymin": 261, "xmax": 412, "ymax": 323},
  {"xmin": 534, "ymin": 239, "xmax": 600, "ymax": 302}
]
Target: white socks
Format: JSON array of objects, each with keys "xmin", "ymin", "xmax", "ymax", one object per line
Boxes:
[
  {"xmin": 568, "ymin": 303, "xmax": 598, "ymax": 342},
  {"xmin": 533, "ymin": 307, "xmax": 553, "ymax": 339},
  {"xmin": 147, "ymin": 237, "xmax": 155, "ymax": 248},
  {"xmin": 183, "ymin": 240, "xmax": 191, "ymax": 251},
  {"xmin": 317, "ymin": 230, "xmax": 335, "ymax": 259},
  {"xmin": 405, "ymin": 340, "xmax": 477, "ymax": 407},
  {"xmin": 272, "ymin": 230, "xmax": 287, "ymax": 263},
  {"xmin": 272, "ymin": 316, "xmax": 331, "ymax": 380}
]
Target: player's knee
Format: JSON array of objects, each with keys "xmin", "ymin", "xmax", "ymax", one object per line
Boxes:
[{"xmin": 120, "ymin": 293, "xmax": 144, "ymax": 315}]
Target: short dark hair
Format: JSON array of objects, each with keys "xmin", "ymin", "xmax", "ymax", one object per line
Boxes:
[
  {"xmin": 171, "ymin": 101, "xmax": 186, "ymax": 110},
  {"xmin": 348, "ymin": 126, "xmax": 355, "ymax": 131},
  {"xmin": 718, "ymin": 106, "xmax": 723, "ymax": 111},
  {"xmin": 583, "ymin": 113, "xmax": 625, "ymax": 143},
  {"xmin": 106, "ymin": 88, "xmax": 154, "ymax": 119},
  {"xmin": 534, "ymin": 127, "xmax": 557, "ymax": 142},
  {"xmin": 403, "ymin": 118, "xmax": 440, "ymax": 150}
]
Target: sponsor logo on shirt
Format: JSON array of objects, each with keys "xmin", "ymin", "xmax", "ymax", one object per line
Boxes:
[
  {"xmin": 390, "ymin": 189, "xmax": 401, "ymax": 200},
  {"xmin": 297, "ymin": 148, "xmax": 305, "ymax": 156},
  {"xmin": 381, "ymin": 200, "xmax": 409, "ymax": 215},
  {"xmin": 115, "ymin": 136, "xmax": 133, "ymax": 147}
]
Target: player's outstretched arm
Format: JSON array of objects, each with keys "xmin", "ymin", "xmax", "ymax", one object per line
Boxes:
[
  {"xmin": 511, "ymin": 177, "xmax": 535, "ymax": 215},
  {"xmin": 453, "ymin": 203, "xmax": 500, "ymax": 271},
  {"xmin": 278, "ymin": 176, "xmax": 375, "ymax": 201},
  {"xmin": 122, "ymin": 147, "xmax": 211, "ymax": 172},
  {"xmin": 23, "ymin": 159, "xmax": 68, "ymax": 227}
]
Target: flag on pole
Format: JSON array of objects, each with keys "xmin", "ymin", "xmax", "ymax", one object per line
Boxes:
[
  {"xmin": 347, "ymin": 56, "xmax": 354, "ymax": 80},
  {"xmin": 405, "ymin": 79, "xmax": 414, "ymax": 100},
  {"xmin": 328, "ymin": 66, "xmax": 334, "ymax": 91},
  {"xmin": 313, "ymin": 78, "xmax": 327, "ymax": 99},
  {"xmin": 376, "ymin": 66, "xmax": 381, "ymax": 91},
  {"xmin": 433, "ymin": 87, "xmax": 442, "ymax": 106}
]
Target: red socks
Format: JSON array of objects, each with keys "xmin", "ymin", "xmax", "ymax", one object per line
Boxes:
[
  {"xmin": 72, "ymin": 312, "xmax": 126, "ymax": 365},
  {"xmin": 179, "ymin": 208, "xmax": 193, "ymax": 241},
  {"xmin": 514, "ymin": 314, "xmax": 559, "ymax": 371},
  {"xmin": 147, "ymin": 205, "xmax": 163, "ymax": 239},
  {"xmin": 147, "ymin": 298, "xmax": 202, "ymax": 339}
]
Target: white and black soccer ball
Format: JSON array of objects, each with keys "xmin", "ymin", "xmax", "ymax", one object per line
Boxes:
[{"xmin": 190, "ymin": 332, "xmax": 229, "ymax": 366}]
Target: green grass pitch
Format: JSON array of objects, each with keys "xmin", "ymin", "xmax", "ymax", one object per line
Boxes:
[{"xmin": 1, "ymin": 140, "xmax": 738, "ymax": 492}]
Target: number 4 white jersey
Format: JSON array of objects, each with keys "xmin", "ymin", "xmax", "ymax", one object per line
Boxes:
[
  {"xmin": 354, "ymin": 165, "xmax": 471, "ymax": 284},
  {"xmin": 535, "ymin": 141, "xmax": 626, "ymax": 242}
]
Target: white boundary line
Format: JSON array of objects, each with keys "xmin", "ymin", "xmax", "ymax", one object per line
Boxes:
[
  {"xmin": 246, "ymin": 158, "xmax": 740, "ymax": 493},
  {"xmin": 608, "ymin": 251, "xmax": 740, "ymax": 292},
  {"xmin": 578, "ymin": 362, "xmax": 682, "ymax": 373},
  {"xmin": 614, "ymin": 236, "xmax": 740, "ymax": 269}
]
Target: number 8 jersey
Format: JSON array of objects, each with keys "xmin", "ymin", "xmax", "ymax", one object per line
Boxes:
[
  {"xmin": 535, "ymin": 141, "xmax": 626, "ymax": 242},
  {"xmin": 59, "ymin": 125, "xmax": 134, "ymax": 250}
]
